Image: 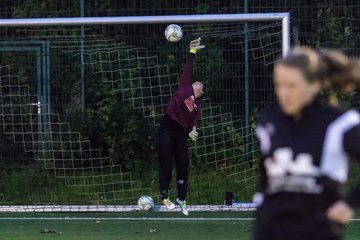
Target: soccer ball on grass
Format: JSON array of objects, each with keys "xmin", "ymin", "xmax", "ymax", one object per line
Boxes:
[{"xmin": 138, "ymin": 195, "xmax": 155, "ymax": 211}]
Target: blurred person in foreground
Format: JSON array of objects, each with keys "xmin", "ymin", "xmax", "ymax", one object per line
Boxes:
[{"xmin": 253, "ymin": 46, "xmax": 360, "ymax": 240}]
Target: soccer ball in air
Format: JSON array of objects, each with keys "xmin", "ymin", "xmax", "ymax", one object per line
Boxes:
[
  {"xmin": 138, "ymin": 195, "xmax": 155, "ymax": 211},
  {"xmin": 164, "ymin": 24, "xmax": 183, "ymax": 42}
]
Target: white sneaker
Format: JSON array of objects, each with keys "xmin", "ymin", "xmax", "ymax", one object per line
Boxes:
[
  {"xmin": 162, "ymin": 198, "xmax": 175, "ymax": 210},
  {"xmin": 176, "ymin": 198, "xmax": 189, "ymax": 216}
]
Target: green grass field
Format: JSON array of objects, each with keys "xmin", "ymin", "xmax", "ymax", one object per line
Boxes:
[{"xmin": 0, "ymin": 211, "xmax": 360, "ymax": 240}]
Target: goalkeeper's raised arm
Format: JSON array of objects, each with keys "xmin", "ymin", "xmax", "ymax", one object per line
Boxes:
[
  {"xmin": 165, "ymin": 37, "xmax": 204, "ymax": 134},
  {"xmin": 179, "ymin": 38, "xmax": 205, "ymax": 86},
  {"xmin": 155, "ymin": 38, "xmax": 205, "ymax": 216}
]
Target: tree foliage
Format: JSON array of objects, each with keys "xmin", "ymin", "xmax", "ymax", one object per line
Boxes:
[{"xmin": 81, "ymin": 76, "xmax": 157, "ymax": 178}]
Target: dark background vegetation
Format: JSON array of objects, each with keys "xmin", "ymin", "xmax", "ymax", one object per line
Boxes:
[{"xmin": 0, "ymin": 0, "xmax": 359, "ymax": 204}]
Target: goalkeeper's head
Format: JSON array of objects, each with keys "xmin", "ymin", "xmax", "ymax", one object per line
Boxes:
[{"xmin": 192, "ymin": 81, "xmax": 204, "ymax": 99}]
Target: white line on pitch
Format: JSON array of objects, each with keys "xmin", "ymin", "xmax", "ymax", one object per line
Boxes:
[
  {"xmin": 0, "ymin": 217, "xmax": 255, "ymax": 221},
  {"xmin": 2, "ymin": 217, "xmax": 360, "ymax": 221}
]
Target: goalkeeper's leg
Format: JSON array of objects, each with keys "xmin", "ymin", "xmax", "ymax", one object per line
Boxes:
[
  {"xmin": 156, "ymin": 127, "xmax": 175, "ymax": 210},
  {"xmin": 174, "ymin": 131, "xmax": 189, "ymax": 215}
]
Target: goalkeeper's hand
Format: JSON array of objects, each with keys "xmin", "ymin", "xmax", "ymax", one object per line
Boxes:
[
  {"xmin": 189, "ymin": 126, "xmax": 199, "ymax": 142},
  {"xmin": 189, "ymin": 38, "xmax": 205, "ymax": 54}
]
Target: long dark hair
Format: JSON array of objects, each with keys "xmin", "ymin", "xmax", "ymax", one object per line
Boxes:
[{"xmin": 278, "ymin": 47, "xmax": 360, "ymax": 100}]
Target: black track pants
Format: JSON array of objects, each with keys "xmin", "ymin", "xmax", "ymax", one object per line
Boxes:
[
  {"xmin": 253, "ymin": 220, "xmax": 343, "ymax": 240},
  {"xmin": 156, "ymin": 119, "xmax": 189, "ymax": 201}
]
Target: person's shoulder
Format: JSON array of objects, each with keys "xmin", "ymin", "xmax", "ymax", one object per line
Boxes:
[
  {"xmin": 176, "ymin": 83, "xmax": 192, "ymax": 92},
  {"xmin": 321, "ymin": 102, "xmax": 359, "ymax": 121},
  {"xmin": 335, "ymin": 107, "xmax": 360, "ymax": 122},
  {"xmin": 257, "ymin": 105, "xmax": 282, "ymax": 125}
]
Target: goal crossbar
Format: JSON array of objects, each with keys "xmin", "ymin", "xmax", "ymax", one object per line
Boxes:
[{"xmin": 0, "ymin": 13, "xmax": 290, "ymax": 55}]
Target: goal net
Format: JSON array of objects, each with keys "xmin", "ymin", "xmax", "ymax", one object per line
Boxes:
[{"xmin": 0, "ymin": 13, "xmax": 289, "ymax": 212}]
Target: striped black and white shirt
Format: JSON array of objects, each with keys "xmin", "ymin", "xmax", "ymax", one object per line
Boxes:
[{"xmin": 254, "ymin": 96, "xmax": 360, "ymax": 238}]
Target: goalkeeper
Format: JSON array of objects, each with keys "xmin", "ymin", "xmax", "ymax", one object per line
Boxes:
[{"xmin": 156, "ymin": 38, "xmax": 205, "ymax": 216}]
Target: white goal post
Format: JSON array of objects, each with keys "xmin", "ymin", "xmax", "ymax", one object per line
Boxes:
[
  {"xmin": 0, "ymin": 13, "xmax": 290, "ymax": 212},
  {"xmin": 0, "ymin": 13, "xmax": 290, "ymax": 55}
]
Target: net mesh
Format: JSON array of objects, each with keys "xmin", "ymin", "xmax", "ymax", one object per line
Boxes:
[{"xmin": 0, "ymin": 19, "xmax": 283, "ymax": 210}]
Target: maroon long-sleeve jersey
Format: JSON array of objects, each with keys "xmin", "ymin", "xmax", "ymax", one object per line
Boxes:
[{"xmin": 165, "ymin": 53, "xmax": 202, "ymax": 134}]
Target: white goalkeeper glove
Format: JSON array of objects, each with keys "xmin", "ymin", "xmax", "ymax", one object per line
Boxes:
[
  {"xmin": 189, "ymin": 126, "xmax": 199, "ymax": 142},
  {"xmin": 189, "ymin": 38, "xmax": 205, "ymax": 54}
]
